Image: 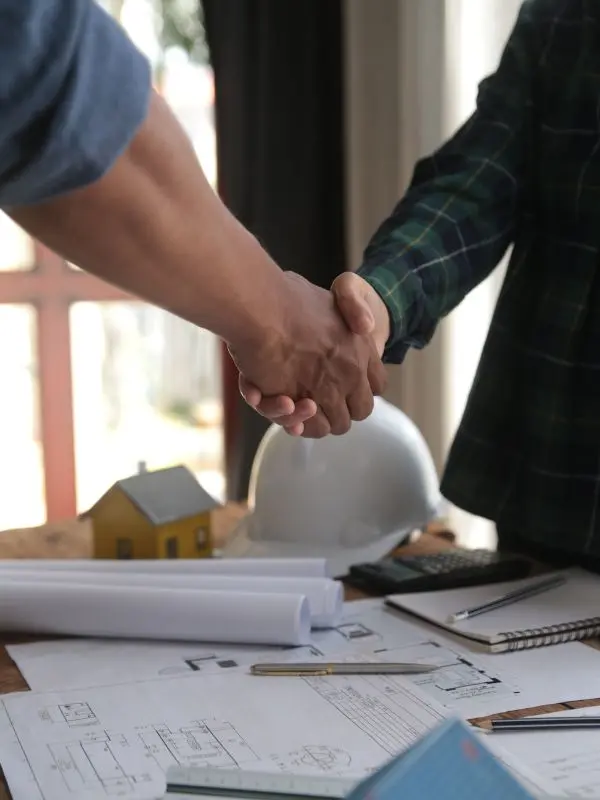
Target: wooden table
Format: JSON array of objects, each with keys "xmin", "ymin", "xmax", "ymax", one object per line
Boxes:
[{"xmin": 1, "ymin": 507, "xmax": 599, "ymax": 799}]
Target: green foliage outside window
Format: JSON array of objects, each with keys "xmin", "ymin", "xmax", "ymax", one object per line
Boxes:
[{"xmin": 106, "ymin": 0, "xmax": 208, "ymax": 69}]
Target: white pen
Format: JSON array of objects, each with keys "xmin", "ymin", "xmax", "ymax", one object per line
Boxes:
[{"xmin": 446, "ymin": 574, "xmax": 567, "ymax": 624}]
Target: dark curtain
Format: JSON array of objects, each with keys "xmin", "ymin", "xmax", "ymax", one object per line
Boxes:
[{"xmin": 202, "ymin": 0, "xmax": 346, "ymax": 501}]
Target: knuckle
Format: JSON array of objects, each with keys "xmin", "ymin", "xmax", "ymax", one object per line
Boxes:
[
  {"xmin": 369, "ymin": 366, "xmax": 387, "ymax": 396},
  {"xmin": 332, "ymin": 418, "xmax": 352, "ymax": 436},
  {"xmin": 324, "ymin": 402, "xmax": 352, "ymax": 436},
  {"xmin": 376, "ymin": 365, "xmax": 388, "ymax": 392},
  {"xmin": 304, "ymin": 414, "xmax": 331, "ymax": 439},
  {"xmin": 373, "ymin": 377, "xmax": 386, "ymax": 397},
  {"xmin": 352, "ymin": 395, "xmax": 374, "ymax": 422}
]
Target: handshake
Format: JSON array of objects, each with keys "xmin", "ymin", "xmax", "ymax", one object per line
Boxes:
[{"xmin": 228, "ymin": 270, "xmax": 391, "ymax": 438}]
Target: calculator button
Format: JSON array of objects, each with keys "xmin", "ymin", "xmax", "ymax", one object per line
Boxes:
[{"xmin": 380, "ymin": 563, "xmax": 423, "ymax": 580}]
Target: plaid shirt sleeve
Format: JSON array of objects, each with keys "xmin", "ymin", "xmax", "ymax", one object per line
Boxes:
[{"xmin": 357, "ymin": 0, "xmax": 541, "ymax": 364}]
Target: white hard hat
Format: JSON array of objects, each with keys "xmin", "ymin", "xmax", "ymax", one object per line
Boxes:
[{"xmin": 223, "ymin": 398, "xmax": 444, "ymax": 576}]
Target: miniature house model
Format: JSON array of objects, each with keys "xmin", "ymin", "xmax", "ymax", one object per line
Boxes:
[{"xmin": 86, "ymin": 465, "xmax": 220, "ymax": 559}]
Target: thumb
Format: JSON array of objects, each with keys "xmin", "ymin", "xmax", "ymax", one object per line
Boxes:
[
  {"xmin": 331, "ymin": 272, "xmax": 375, "ymax": 335},
  {"xmin": 238, "ymin": 373, "xmax": 262, "ymax": 408}
]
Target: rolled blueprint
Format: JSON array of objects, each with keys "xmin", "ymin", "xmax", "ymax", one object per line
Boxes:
[
  {"xmin": 0, "ymin": 581, "xmax": 312, "ymax": 645},
  {"xmin": 0, "ymin": 571, "xmax": 343, "ymax": 628},
  {"xmin": 0, "ymin": 557, "xmax": 329, "ymax": 578},
  {"xmin": 9, "ymin": 571, "xmax": 342, "ymax": 628}
]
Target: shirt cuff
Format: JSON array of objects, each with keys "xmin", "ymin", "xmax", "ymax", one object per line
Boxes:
[{"xmin": 0, "ymin": 2, "xmax": 151, "ymax": 206}]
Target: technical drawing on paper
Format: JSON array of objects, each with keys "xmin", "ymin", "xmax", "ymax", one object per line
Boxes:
[
  {"xmin": 306, "ymin": 676, "xmax": 446, "ymax": 755},
  {"xmin": 271, "ymin": 746, "xmax": 352, "ymax": 775},
  {"xmin": 44, "ymin": 718, "xmax": 260, "ymax": 796},
  {"xmin": 371, "ymin": 640, "xmax": 519, "ymax": 707},
  {"xmin": 184, "ymin": 654, "xmax": 240, "ymax": 671},
  {"xmin": 333, "ymin": 622, "xmax": 378, "ymax": 642},
  {"xmin": 182, "ymin": 646, "xmax": 324, "ymax": 673},
  {"xmin": 39, "ymin": 702, "xmax": 99, "ymax": 727}
]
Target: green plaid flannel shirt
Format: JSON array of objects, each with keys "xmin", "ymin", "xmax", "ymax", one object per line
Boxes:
[{"xmin": 357, "ymin": 0, "xmax": 600, "ymax": 558}]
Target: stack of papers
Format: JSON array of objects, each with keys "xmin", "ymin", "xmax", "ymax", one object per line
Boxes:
[{"xmin": 1, "ymin": 573, "xmax": 600, "ymax": 798}]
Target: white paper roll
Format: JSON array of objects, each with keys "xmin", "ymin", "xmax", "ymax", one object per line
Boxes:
[
  {"xmin": 0, "ymin": 557, "xmax": 329, "ymax": 578},
  {"xmin": 0, "ymin": 580, "xmax": 312, "ymax": 646},
  {"xmin": 0, "ymin": 570, "xmax": 344, "ymax": 628}
]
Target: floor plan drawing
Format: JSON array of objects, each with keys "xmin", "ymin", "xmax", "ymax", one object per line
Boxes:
[
  {"xmin": 181, "ymin": 645, "xmax": 323, "ymax": 674},
  {"xmin": 0, "ymin": 667, "xmax": 450, "ymax": 800},
  {"xmin": 306, "ymin": 675, "xmax": 446, "ymax": 755},
  {"xmin": 271, "ymin": 745, "xmax": 352, "ymax": 774},
  {"xmin": 45, "ymin": 718, "xmax": 260, "ymax": 796},
  {"xmin": 368, "ymin": 640, "xmax": 520, "ymax": 714},
  {"xmin": 331, "ymin": 622, "xmax": 379, "ymax": 643},
  {"xmin": 38, "ymin": 702, "xmax": 99, "ymax": 728}
]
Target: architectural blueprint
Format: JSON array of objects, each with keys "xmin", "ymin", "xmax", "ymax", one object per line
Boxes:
[
  {"xmin": 0, "ymin": 668, "xmax": 449, "ymax": 800},
  {"xmin": 370, "ymin": 635, "xmax": 600, "ymax": 719},
  {"xmin": 9, "ymin": 598, "xmax": 600, "ymax": 722},
  {"xmin": 6, "ymin": 600, "xmax": 427, "ymax": 691}
]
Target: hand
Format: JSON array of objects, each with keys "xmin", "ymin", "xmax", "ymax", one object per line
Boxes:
[
  {"xmin": 331, "ymin": 271, "xmax": 390, "ymax": 355},
  {"xmin": 240, "ymin": 272, "xmax": 391, "ymax": 435},
  {"xmin": 229, "ymin": 271, "xmax": 387, "ymax": 437}
]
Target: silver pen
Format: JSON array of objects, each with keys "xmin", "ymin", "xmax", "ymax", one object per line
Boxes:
[
  {"xmin": 446, "ymin": 574, "xmax": 567, "ymax": 624},
  {"xmin": 249, "ymin": 661, "xmax": 439, "ymax": 676}
]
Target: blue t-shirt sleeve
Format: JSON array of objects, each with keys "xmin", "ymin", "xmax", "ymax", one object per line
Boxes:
[{"xmin": 0, "ymin": 0, "xmax": 151, "ymax": 205}]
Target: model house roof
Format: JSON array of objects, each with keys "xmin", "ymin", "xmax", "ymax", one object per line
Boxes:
[{"xmin": 106, "ymin": 465, "xmax": 220, "ymax": 525}]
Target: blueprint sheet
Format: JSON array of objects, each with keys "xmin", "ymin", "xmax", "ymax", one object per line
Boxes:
[
  {"xmin": 6, "ymin": 600, "xmax": 411, "ymax": 689},
  {"xmin": 8, "ymin": 599, "xmax": 600, "ymax": 720},
  {"xmin": 0, "ymin": 667, "xmax": 451, "ymax": 800},
  {"xmin": 486, "ymin": 706, "xmax": 600, "ymax": 797}
]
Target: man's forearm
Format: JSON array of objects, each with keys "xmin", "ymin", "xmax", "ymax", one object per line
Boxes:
[
  {"xmin": 7, "ymin": 90, "xmax": 287, "ymax": 351},
  {"xmin": 0, "ymin": 1, "xmax": 385, "ymax": 437}
]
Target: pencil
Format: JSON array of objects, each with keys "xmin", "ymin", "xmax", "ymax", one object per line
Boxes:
[
  {"xmin": 447, "ymin": 574, "xmax": 567, "ymax": 623},
  {"xmin": 478, "ymin": 716, "xmax": 600, "ymax": 732}
]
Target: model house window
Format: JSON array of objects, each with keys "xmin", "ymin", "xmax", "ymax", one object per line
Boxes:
[
  {"xmin": 116, "ymin": 537, "xmax": 133, "ymax": 559},
  {"xmin": 165, "ymin": 537, "xmax": 179, "ymax": 558},
  {"xmin": 195, "ymin": 526, "xmax": 209, "ymax": 550}
]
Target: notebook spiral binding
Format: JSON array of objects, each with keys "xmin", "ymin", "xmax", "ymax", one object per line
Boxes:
[{"xmin": 500, "ymin": 617, "xmax": 600, "ymax": 650}]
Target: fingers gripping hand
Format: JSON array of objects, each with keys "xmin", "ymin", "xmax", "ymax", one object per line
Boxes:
[
  {"xmin": 239, "ymin": 374, "xmax": 318, "ymax": 436},
  {"xmin": 231, "ymin": 272, "xmax": 387, "ymax": 438}
]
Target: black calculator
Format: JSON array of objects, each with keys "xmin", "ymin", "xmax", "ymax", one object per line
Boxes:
[{"xmin": 346, "ymin": 548, "xmax": 533, "ymax": 595}]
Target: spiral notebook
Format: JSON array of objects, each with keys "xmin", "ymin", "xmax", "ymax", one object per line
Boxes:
[{"xmin": 384, "ymin": 567, "xmax": 600, "ymax": 653}]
